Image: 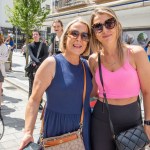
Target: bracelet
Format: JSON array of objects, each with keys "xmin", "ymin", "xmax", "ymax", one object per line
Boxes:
[{"xmin": 144, "ymin": 120, "xmax": 150, "ymax": 125}]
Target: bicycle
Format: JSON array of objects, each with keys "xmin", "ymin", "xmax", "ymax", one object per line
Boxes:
[{"xmin": 0, "ymin": 107, "xmax": 4, "ymax": 140}]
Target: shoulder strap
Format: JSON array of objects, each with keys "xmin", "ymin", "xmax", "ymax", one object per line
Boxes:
[
  {"xmin": 98, "ymin": 53, "xmax": 143, "ymax": 139},
  {"xmin": 50, "ymin": 38, "xmax": 55, "ymax": 55},
  {"xmin": 53, "ymin": 38, "xmax": 56, "ymax": 54},
  {"xmin": 80, "ymin": 61, "xmax": 86, "ymax": 127},
  {"xmin": 98, "ymin": 53, "xmax": 116, "ymax": 138},
  {"xmin": 36, "ymin": 42, "xmax": 43, "ymax": 58},
  {"xmin": 40, "ymin": 60, "xmax": 86, "ymax": 135}
]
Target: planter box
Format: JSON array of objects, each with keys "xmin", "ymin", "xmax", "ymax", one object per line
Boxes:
[{"xmin": 5, "ymin": 61, "xmax": 11, "ymax": 72}]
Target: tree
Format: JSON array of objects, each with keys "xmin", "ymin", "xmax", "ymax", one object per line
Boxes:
[{"xmin": 6, "ymin": 0, "xmax": 50, "ymax": 65}]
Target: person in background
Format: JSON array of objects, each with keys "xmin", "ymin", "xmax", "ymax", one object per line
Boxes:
[
  {"xmin": 5, "ymin": 34, "xmax": 15, "ymax": 70},
  {"xmin": 19, "ymin": 18, "xmax": 92, "ymax": 150},
  {"xmin": 145, "ymin": 41, "xmax": 150, "ymax": 61},
  {"xmin": 89, "ymin": 6, "xmax": 150, "ymax": 150},
  {"xmin": 28, "ymin": 29, "xmax": 49, "ymax": 110},
  {"xmin": 21, "ymin": 42, "xmax": 27, "ymax": 59},
  {"xmin": 49, "ymin": 19, "xmax": 63, "ymax": 55},
  {"xmin": 0, "ymin": 34, "xmax": 10, "ymax": 106},
  {"xmin": 44, "ymin": 40, "xmax": 49, "ymax": 46}
]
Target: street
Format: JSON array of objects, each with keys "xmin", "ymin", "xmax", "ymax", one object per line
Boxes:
[{"xmin": 0, "ymin": 51, "xmax": 42, "ymax": 150}]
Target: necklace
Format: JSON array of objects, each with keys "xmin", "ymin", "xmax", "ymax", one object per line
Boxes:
[
  {"xmin": 104, "ymin": 61, "xmax": 117, "ymax": 66},
  {"xmin": 102, "ymin": 53, "xmax": 118, "ymax": 66},
  {"xmin": 108, "ymin": 61, "xmax": 117, "ymax": 66}
]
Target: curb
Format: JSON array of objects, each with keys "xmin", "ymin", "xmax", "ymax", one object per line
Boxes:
[
  {"xmin": 4, "ymin": 77, "xmax": 28, "ymax": 93},
  {"xmin": 5, "ymin": 77, "xmax": 46, "ymax": 102}
]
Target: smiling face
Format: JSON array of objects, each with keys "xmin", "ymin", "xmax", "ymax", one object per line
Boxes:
[
  {"xmin": 65, "ymin": 22, "xmax": 89, "ymax": 56},
  {"xmin": 92, "ymin": 13, "xmax": 117, "ymax": 46},
  {"xmin": 53, "ymin": 22, "xmax": 63, "ymax": 35}
]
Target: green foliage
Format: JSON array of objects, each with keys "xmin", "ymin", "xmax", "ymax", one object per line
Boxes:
[
  {"xmin": 5, "ymin": 0, "xmax": 50, "ymax": 65},
  {"xmin": 6, "ymin": 0, "xmax": 50, "ymax": 35}
]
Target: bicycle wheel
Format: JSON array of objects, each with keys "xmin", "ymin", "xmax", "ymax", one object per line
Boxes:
[{"xmin": 0, "ymin": 112, "xmax": 4, "ymax": 140}]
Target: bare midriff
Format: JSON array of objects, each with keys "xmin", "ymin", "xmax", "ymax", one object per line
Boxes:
[{"xmin": 98, "ymin": 96, "xmax": 138, "ymax": 105}]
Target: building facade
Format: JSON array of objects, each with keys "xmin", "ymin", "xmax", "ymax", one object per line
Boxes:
[
  {"xmin": 43, "ymin": 0, "xmax": 150, "ymax": 47},
  {"xmin": 1, "ymin": 0, "xmax": 150, "ymax": 47},
  {"xmin": 0, "ymin": 0, "xmax": 13, "ymax": 36}
]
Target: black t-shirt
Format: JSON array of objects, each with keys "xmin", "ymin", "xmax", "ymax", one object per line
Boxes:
[
  {"xmin": 28, "ymin": 42, "xmax": 49, "ymax": 65},
  {"xmin": 50, "ymin": 34, "xmax": 61, "ymax": 55}
]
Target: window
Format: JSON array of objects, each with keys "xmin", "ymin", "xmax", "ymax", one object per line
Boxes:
[{"xmin": 46, "ymin": 4, "xmax": 50, "ymax": 9}]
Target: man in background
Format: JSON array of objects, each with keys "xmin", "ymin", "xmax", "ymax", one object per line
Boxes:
[
  {"xmin": 49, "ymin": 19, "xmax": 63, "ymax": 55},
  {"xmin": 28, "ymin": 29, "xmax": 49, "ymax": 110}
]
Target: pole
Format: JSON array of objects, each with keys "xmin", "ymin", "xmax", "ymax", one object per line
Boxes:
[{"xmin": 15, "ymin": 27, "xmax": 18, "ymax": 51}]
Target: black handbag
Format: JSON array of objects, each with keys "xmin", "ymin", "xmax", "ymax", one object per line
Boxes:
[
  {"xmin": 115, "ymin": 125, "xmax": 149, "ymax": 149},
  {"xmin": 25, "ymin": 61, "xmax": 33, "ymax": 72},
  {"xmin": 98, "ymin": 53, "xmax": 150, "ymax": 150},
  {"xmin": 25, "ymin": 61, "xmax": 36, "ymax": 77}
]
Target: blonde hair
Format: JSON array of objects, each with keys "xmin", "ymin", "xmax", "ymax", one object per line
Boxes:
[
  {"xmin": 90, "ymin": 6, "xmax": 124, "ymax": 62},
  {"xmin": 59, "ymin": 18, "xmax": 91, "ymax": 56}
]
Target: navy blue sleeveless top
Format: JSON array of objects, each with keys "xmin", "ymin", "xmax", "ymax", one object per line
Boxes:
[{"xmin": 44, "ymin": 54, "xmax": 92, "ymax": 150}]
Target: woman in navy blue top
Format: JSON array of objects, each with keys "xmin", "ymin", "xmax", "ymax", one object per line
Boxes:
[{"xmin": 19, "ymin": 18, "xmax": 92, "ymax": 150}]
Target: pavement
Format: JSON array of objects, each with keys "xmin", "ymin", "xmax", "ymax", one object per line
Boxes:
[{"xmin": 0, "ymin": 51, "xmax": 43, "ymax": 150}]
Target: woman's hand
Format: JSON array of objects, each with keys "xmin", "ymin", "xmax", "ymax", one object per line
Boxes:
[
  {"xmin": 144, "ymin": 125, "xmax": 150, "ymax": 147},
  {"xmin": 18, "ymin": 133, "xmax": 34, "ymax": 150}
]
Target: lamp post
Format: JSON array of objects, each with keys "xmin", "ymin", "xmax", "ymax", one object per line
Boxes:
[{"xmin": 15, "ymin": 27, "xmax": 18, "ymax": 51}]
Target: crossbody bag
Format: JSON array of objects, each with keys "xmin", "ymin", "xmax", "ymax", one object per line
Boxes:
[{"xmin": 98, "ymin": 53, "xmax": 150, "ymax": 150}]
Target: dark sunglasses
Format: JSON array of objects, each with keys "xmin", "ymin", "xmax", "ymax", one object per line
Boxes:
[
  {"xmin": 92, "ymin": 18, "xmax": 116, "ymax": 33},
  {"xmin": 66, "ymin": 30, "xmax": 90, "ymax": 42}
]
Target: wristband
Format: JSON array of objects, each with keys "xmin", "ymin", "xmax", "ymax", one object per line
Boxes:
[{"xmin": 144, "ymin": 120, "xmax": 150, "ymax": 125}]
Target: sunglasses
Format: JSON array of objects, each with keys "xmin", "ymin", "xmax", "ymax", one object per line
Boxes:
[
  {"xmin": 66, "ymin": 30, "xmax": 90, "ymax": 42},
  {"xmin": 92, "ymin": 18, "xmax": 116, "ymax": 33}
]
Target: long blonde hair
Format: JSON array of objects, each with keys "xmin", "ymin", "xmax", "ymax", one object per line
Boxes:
[
  {"xmin": 59, "ymin": 18, "xmax": 91, "ymax": 56},
  {"xmin": 90, "ymin": 6, "xmax": 124, "ymax": 62}
]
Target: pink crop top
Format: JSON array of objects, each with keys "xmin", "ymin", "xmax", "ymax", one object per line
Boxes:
[{"xmin": 95, "ymin": 51, "xmax": 140, "ymax": 99}]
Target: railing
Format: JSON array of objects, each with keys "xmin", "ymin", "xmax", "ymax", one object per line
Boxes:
[
  {"xmin": 55, "ymin": 0, "xmax": 89, "ymax": 10},
  {"xmin": 92, "ymin": 0, "xmax": 118, "ymax": 3}
]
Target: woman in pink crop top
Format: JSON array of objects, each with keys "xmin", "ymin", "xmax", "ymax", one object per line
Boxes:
[{"xmin": 89, "ymin": 6, "xmax": 150, "ymax": 150}]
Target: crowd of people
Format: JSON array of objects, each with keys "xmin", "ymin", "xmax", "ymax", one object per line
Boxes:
[{"xmin": 0, "ymin": 5, "xmax": 150, "ymax": 150}]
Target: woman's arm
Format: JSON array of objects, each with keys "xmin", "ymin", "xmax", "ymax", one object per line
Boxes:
[
  {"xmin": 28, "ymin": 44, "xmax": 40, "ymax": 64},
  {"xmin": 19, "ymin": 56, "xmax": 56, "ymax": 150},
  {"xmin": 88, "ymin": 53, "xmax": 98, "ymax": 98},
  {"xmin": 133, "ymin": 45, "xmax": 150, "ymax": 139}
]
